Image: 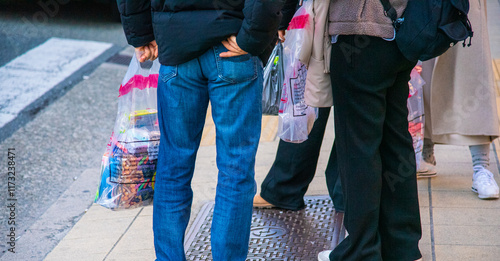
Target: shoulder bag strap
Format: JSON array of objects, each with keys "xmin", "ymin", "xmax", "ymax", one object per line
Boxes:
[{"xmin": 379, "ymin": 0, "xmax": 398, "ymax": 22}]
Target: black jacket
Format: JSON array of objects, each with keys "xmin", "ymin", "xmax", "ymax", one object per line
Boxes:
[
  {"xmin": 117, "ymin": 0, "xmax": 286, "ymax": 66},
  {"xmin": 279, "ymin": 0, "xmax": 299, "ymax": 30}
]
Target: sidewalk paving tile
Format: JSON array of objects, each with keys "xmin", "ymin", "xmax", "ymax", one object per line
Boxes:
[
  {"xmin": 435, "ymin": 245, "xmax": 500, "ymax": 261},
  {"xmin": 419, "ymin": 244, "xmax": 432, "ymax": 261},
  {"xmin": 419, "ymin": 206, "xmax": 431, "ymax": 226},
  {"xmin": 104, "ymin": 215, "xmax": 155, "ymax": 260},
  {"xmin": 106, "ymin": 249, "xmax": 157, "ymax": 261},
  {"xmin": 139, "ymin": 206, "xmax": 153, "ymax": 217},
  {"xmin": 417, "ymin": 178, "xmax": 431, "ymax": 191},
  {"xmin": 418, "ymin": 184, "xmax": 430, "ymax": 207},
  {"xmin": 429, "ymin": 167, "xmax": 497, "ymax": 192},
  {"xmin": 434, "ymin": 225, "xmax": 500, "ymax": 246},
  {"xmin": 420, "ymin": 224, "xmax": 432, "ymax": 246},
  {"xmin": 431, "ymin": 190, "xmax": 500, "ymax": 209},
  {"xmin": 432, "ymin": 207, "xmax": 500, "ymax": 226},
  {"xmin": 44, "ymin": 206, "xmax": 141, "ymax": 260},
  {"xmin": 45, "ymin": 252, "xmax": 110, "ymax": 261}
]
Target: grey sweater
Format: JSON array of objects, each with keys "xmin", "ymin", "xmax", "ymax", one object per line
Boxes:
[{"xmin": 328, "ymin": 0, "xmax": 408, "ymax": 38}]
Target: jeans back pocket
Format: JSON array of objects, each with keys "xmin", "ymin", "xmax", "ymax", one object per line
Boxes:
[
  {"xmin": 214, "ymin": 44, "xmax": 258, "ymax": 84},
  {"xmin": 160, "ymin": 65, "xmax": 178, "ymax": 83}
]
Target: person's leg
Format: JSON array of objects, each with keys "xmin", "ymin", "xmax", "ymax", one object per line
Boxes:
[
  {"xmin": 470, "ymin": 144, "xmax": 500, "ymax": 199},
  {"xmin": 259, "ymin": 107, "xmax": 331, "ymax": 210},
  {"xmin": 378, "ymin": 67, "xmax": 422, "ymax": 261},
  {"xmin": 325, "ymin": 142, "xmax": 345, "ymax": 212},
  {"xmin": 328, "ymin": 35, "xmax": 421, "ymax": 261},
  {"xmin": 153, "ymin": 60, "xmax": 209, "ymax": 261},
  {"xmin": 422, "ymin": 138, "xmax": 436, "ymax": 164},
  {"xmin": 421, "ymin": 59, "xmax": 435, "ymax": 140},
  {"xmin": 470, "ymin": 144, "xmax": 491, "ymax": 169},
  {"xmin": 204, "ymin": 44, "xmax": 263, "ymax": 260},
  {"xmin": 417, "ymin": 59, "xmax": 438, "ymax": 177}
]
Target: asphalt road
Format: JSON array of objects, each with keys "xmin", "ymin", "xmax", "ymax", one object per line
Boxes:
[
  {"xmin": 0, "ymin": 0, "xmax": 127, "ymax": 66},
  {"xmin": 0, "ymin": 1, "xmax": 129, "ymax": 259}
]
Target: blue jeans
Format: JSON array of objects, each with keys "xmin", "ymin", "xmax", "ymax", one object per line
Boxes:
[{"xmin": 153, "ymin": 44, "xmax": 263, "ymax": 261}]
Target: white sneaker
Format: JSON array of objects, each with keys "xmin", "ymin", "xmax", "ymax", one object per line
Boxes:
[
  {"xmin": 472, "ymin": 167, "xmax": 499, "ymax": 199},
  {"xmin": 417, "ymin": 160, "xmax": 437, "ymax": 178},
  {"xmin": 318, "ymin": 250, "xmax": 332, "ymax": 261}
]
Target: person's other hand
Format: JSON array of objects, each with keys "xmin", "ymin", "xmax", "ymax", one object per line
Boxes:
[
  {"xmin": 135, "ymin": 40, "xmax": 158, "ymax": 62},
  {"xmin": 220, "ymin": 35, "xmax": 248, "ymax": 58},
  {"xmin": 278, "ymin": 30, "xmax": 286, "ymax": 43}
]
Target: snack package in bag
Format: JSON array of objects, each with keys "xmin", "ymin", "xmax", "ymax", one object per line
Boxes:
[
  {"xmin": 407, "ymin": 65, "xmax": 426, "ymax": 170},
  {"xmin": 95, "ymin": 54, "xmax": 160, "ymax": 210},
  {"xmin": 278, "ymin": 1, "xmax": 318, "ymax": 143},
  {"xmin": 262, "ymin": 42, "xmax": 284, "ymax": 115}
]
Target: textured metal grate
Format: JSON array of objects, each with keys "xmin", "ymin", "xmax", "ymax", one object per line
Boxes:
[{"xmin": 184, "ymin": 196, "xmax": 345, "ymax": 261}]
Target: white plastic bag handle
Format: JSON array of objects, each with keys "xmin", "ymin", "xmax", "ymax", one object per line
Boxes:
[{"xmin": 122, "ymin": 53, "xmax": 160, "ymax": 86}]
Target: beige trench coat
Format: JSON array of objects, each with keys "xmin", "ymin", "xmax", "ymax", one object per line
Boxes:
[
  {"xmin": 422, "ymin": 0, "xmax": 499, "ymax": 145},
  {"xmin": 299, "ymin": 0, "xmax": 333, "ymax": 107}
]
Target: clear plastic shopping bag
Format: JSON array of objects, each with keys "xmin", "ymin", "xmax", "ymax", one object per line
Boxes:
[
  {"xmin": 278, "ymin": 1, "xmax": 318, "ymax": 143},
  {"xmin": 95, "ymin": 54, "xmax": 160, "ymax": 210},
  {"xmin": 407, "ymin": 65, "xmax": 425, "ymax": 170},
  {"xmin": 262, "ymin": 42, "xmax": 284, "ymax": 115}
]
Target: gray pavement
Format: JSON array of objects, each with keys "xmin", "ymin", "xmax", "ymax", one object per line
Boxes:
[
  {"xmin": 0, "ymin": 61, "xmax": 127, "ymax": 260},
  {"xmin": 1, "ymin": 0, "xmax": 500, "ymax": 260}
]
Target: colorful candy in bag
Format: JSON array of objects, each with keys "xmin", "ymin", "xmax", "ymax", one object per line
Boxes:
[
  {"xmin": 278, "ymin": 1, "xmax": 318, "ymax": 143},
  {"xmin": 95, "ymin": 55, "xmax": 160, "ymax": 210}
]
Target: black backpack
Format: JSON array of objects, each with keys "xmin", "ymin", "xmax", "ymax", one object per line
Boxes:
[{"xmin": 379, "ymin": 0, "xmax": 474, "ymax": 62}]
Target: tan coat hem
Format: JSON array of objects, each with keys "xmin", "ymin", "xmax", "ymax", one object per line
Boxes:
[{"xmin": 432, "ymin": 134, "xmax": 497, "ymax": 146}]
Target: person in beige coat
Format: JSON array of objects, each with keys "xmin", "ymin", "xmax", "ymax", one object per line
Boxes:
[{"xmin": 419, "ymin": 0, "xmax": 500, "ymax": 199}]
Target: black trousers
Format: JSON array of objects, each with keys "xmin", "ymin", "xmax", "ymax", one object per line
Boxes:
[
  {"xmin": 329, "ymin": 35, "xmax": 422, "ymax": 261},
  {"xmin": 260, "ymin": 107, "xmax": 345, "ymax": 211}
]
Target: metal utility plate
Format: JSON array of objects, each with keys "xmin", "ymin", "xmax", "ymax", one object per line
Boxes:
[{"xmin": 184, "ymin": 196, "xmax": 345, "ymax": 261}]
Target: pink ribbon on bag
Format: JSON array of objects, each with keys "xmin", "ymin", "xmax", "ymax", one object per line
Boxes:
[
  {"xmin": 118, "ymin": 74, "xmax": 159, "ymax": 97},
  {"xmin": 287, "ymin": 13, "xmax": 310, "ymax": 30}
]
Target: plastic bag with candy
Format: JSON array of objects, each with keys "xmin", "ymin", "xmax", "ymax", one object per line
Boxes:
[
  {"xmin": 95, "ymin": 54, "xmax": 160, "ymax": 210},
  {"xmin": 278, "ymin": 1, "xmax": 318, "ymax": 143},
  {"xmin": 407, "ymin": 64, "xmax": 426, "ymax": 170}
]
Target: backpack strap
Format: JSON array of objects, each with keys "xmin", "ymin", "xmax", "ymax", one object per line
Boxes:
[
  {"xmin": 379, "ymin": 0, "xmax": 404, "ymax": 30},
  {"xmin": 379, "ymin": 0, "xmax": 398, "ymax": 21}
]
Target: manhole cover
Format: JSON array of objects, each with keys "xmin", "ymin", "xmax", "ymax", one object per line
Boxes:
[{"xmin": 184, "ymin": 196, "xmax": 345, "ymax": 261}]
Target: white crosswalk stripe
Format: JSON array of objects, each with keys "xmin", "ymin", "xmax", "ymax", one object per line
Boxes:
[{"xmin": 0, "ymin": 37, "xmax": 112, "ymax": 129}]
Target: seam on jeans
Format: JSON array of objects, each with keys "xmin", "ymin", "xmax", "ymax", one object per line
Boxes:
[{"xmin": 160, "ymin": 66, "xmax": 178, "ymax": 82}]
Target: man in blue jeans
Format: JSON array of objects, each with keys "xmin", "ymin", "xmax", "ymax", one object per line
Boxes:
[{"xmin": 116, "ymin": 1, "xmax": 285, "ymax": 260}]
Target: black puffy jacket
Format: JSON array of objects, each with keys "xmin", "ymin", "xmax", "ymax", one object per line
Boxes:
[{"xmin": 117, "ymin": 0, "xmax": 286, "ymax": 66}]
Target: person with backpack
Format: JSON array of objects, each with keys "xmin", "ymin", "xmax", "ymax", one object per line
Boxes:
[
  {"xmin": 116, "ymin": 1, "xmax": 286, "ymax": 260},
  {"xmin": 418, "ymin": 0, "xmax": 499, "ymax": 199},
  {"xmin": 318, "ymin": 0, "xmax": 423, "ymax": 260}
]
